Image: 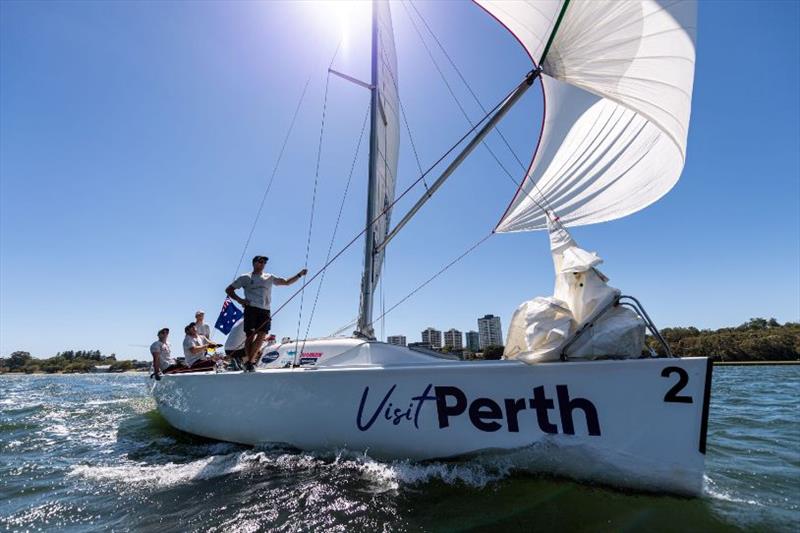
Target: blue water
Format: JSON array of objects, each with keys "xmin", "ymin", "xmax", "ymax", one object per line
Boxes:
[{"xmin": 1, "ymin": 366, "xmax": 798, "ymax": 532}]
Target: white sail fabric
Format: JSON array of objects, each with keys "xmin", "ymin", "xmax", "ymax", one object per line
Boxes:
[
  {"xmin": 477, "ymin": 0, "xmax": 697, "ymax": 231},
  {"xmin": 370, "ymin": 0, "xmax": 400, "ymax": 284},
  {"xmin": 504, "ymin": 220, "xmax": 645, "ymax": 363}
]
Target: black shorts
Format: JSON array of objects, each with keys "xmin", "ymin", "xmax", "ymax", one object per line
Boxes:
[{"xmin": 244, "ymin": 306, "xmax": 271, "ymax": 334}]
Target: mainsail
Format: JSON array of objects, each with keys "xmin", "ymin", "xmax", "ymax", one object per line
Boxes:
[
  {"xmin": 357, "ymin": 0, "xmax": 400, "ymax": 337},
  {"xmin": 477, "ymin": 0, "xmax": 697, "ymax": 231}
]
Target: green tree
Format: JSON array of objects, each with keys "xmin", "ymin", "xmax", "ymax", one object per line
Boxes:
[
  {"xmin": 483, "ymin": 345, "xmax": 504, "ymax": 360},
  {"xmin": 8, "ymin": 351, "xmax": 32, "ymax": 370}
]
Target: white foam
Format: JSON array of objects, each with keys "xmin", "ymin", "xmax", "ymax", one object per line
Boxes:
[
  {"xmin": 85, "ymin": 399, "xmax": 129, "ymax": 406},
  {"xmin": 70, "ymin": 451, "xmax": 256, "ymax": 488},
  {"xmin": 703, "ymin": 475, "xmax": 762, "ymax": 506}
]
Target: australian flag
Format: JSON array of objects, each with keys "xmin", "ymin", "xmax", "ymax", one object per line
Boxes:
[{"xmin": 215, "ymin": 297, "xmax": 243, "ymax": 335}]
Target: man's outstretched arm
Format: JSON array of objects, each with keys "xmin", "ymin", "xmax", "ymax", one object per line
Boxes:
[{"xmin": 274, "ymin": 269, "xmax": 308, "ymax": 286}]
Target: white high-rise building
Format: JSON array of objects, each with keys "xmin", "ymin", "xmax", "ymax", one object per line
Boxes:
[
  {"xmin": 443, "ymin": 329, "xmax": 463, "ymax": 350},
  {"xmin": 421, "ymin": 327, "xmax": 442, "ymax": 349},
  {"xmin": 387, "ymin": 335, "xmax": 406, "ymax": 346},
  {"xmin": 477, "ymin": 314, "xmax": 503, "ymax": 348}
]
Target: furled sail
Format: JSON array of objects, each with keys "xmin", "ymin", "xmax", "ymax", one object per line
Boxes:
[
  {"xmin": 370, "ymin": 0, "xmax": 400, "ymax": 285},
  {"xmin": 476, "ymin": 0, "xmax": 697, "ymax": 231},
  {"xmin": 358, "ymin": 0, "xmax": 400, "ymax": 336}
]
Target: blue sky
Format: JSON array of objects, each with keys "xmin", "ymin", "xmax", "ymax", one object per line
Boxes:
[{"xmin": 1, "ymin": 1, "xmax": 798, "ymax": 359}]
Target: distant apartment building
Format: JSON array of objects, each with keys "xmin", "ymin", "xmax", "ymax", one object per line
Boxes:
[
  {"xmin": 443, "ymin": 329, "xmax": 463, "ymax": 351},
  {"xmin": 477, "ymin": 314, "xmax": 503, "ymax": 348},
  {"xmin": 421, "ymin": 327, "xmax": 442, "ymax": 349},
  {"xmin": 408, "ymin": 341, "xmax": 432, "ymax": 350},
  {"xmin": 465, "ymin": 330, "xmax": 480, "ymax": 352},
  {"xmin": 387, "ymin": 335, "xmax": 407, "ymax": 347}
]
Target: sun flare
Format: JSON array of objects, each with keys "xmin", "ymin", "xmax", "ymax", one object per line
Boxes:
[{"xmin": 306, "ymin": 0, "xmax": 371, "ymax": 51}]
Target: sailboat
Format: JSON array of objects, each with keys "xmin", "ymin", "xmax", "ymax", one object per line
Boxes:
[{"xmin": 152, "ymin": 0, "xmax": 711, "ymax": 496}]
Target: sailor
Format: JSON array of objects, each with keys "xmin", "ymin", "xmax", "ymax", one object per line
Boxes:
[
  {"xmin": 150, "ymin": 327, "xmax": 181, "ymax": 379},
  {"xmin": 222, "ymin": 319, "xmax": 275, "ymax": 369},
  {"xmin": 225, "ymin": 255, "xmax": 307, "ymax": 372},
  {"xmin": 182, "ymin": 322, "xmax": 219, "ymax": 369},
  {"xmin": 194, "ymin": 310, "xmax": 212, "ymax": 339}
]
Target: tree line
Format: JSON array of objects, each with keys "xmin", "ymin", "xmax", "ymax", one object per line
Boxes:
[
  {"xmin": 483, "ymin": 317, "xmax": 799, "ymax": 361},
  {"xmin": 1, "ymin": 318, "xmax": 797, "ymax": 372},
  {"xmin": 645, "ymin": 318, "xmax": 799, "ymax": 361},
  {"xmin": 0, "ymin": 350, "xmax": 145, "ymax": 374}
]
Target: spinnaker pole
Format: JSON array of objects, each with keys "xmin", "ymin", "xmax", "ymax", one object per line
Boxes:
[{"xmin": 375, "ymin": 69, "xmax": 540, "ymax": 253}]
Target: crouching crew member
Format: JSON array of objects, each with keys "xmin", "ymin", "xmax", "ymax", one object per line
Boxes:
[
  {"xmin": 183, "ymin": 322, "xmax": 219, "ymax": 369},
  {"xmin": 225, "ymin": 255, "xmax": 306, "ymax": 372},
  {"xmin": 151, "ymin": 327, "xmax": 182, "ymax": 379}
]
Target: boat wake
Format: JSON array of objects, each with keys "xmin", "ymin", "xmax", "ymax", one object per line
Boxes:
[
  {"xmin": 68, "ymin": 438, "xmax": 704, "ymax": 497},
  {"xmin": 67, "ymin": 442, "xmax": 527, "ymax": 493}
]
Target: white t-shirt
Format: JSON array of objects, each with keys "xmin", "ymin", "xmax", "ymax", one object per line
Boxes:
[
  {"xmin": 183, "ymin": 335, "xmax": 207, "ymax": 366},
  {"xmin": 196, "ymin": 322, "xmax": 211, "ymax": 339},
  {"xmin": 150, "ymin": 341, "xmax": 174, "ymax": 371},
  {"xmin": 230, "ymin": 271, "xmax": 274, "ymax": 310},
  {"xmin": 224, "ymin": 319, "xmax": 246, "ymax": 352}
]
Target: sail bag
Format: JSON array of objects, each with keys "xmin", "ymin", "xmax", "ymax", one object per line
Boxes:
[{"xmin": 504, "ymin": 219, "xmax": 645, "ymax": 363}]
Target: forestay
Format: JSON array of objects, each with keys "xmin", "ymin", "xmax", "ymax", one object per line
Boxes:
[{"xmin": 476, "ymin": 0, "xmax": 697, "ymax": 231}]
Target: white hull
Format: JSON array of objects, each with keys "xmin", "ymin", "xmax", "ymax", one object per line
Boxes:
[{"xmin": 152, "ymin": 340, "xmax": 712, "ymax": 496}]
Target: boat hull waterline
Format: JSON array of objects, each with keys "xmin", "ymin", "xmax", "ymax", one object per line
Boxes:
[{"xmin": 152, "ymin": 345, "xmax": 711, "ymax": 496}]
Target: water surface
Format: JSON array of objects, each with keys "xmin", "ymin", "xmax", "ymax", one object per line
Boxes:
[{"xmin": 1, "ymin": 367, "xmax": 797, "ymax": 532}]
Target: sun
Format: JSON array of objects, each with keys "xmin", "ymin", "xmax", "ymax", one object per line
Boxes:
[{"xmin": 304, "ymin": 1, "xmax": 372, "ymax": 52}]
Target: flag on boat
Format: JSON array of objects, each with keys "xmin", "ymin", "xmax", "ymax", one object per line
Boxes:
[{"xmin": 215, "ymin": 298, "xmax": 243, "ymax": 335}]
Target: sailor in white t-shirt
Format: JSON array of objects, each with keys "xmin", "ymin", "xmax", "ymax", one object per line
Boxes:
[
  {"xmin": 225, "ymin": 255, "xmax": 307, "ymax": 372},
  {"xmin": 194, "ymin": 310, "xmax": 212, "ymax": 339},
  {"xmin": 150, "ymin": 327, "xmax": 178, "ymax": 379},
  {"xmin": 182, "ymin": 322, "xmax": 217, "ymax": 369}
]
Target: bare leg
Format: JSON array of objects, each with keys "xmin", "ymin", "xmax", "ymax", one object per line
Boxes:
[
  {"xmin": 244, "ymin": 331, "xmax": 256, "ymax": 363},
  {"xmin": 250, "ymin": 332, "xmax": 267, "ymax": 364}
]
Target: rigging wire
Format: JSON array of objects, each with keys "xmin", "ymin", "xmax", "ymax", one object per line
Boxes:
[
  {"xmin": 400, "ymin": 1, "xmax": 518, "ymax": 185},
  {"xmin": 292, "ymin": 44, "xmax": 340, "ymax": 365},
  {"xmin": 327, "ymin": 231, "xmax": 492, "ymax": 337},
  {"xmin": 230, "ymin": 76, "xmax": 312, "ymax": 281},
  {"xmin": 380, "ymin": 248, "xmax": 386, "ymax": 341},
  {"xmin": 300, "ymin": 102, "xmax": 371, "ymax": 349},
  {"xmin": 398, "ymin": 99, "xmax": 426, "ymax": 185},
  {"xmin": 408, "ymin": 0, "xmax": 529, "ymax": 173},
  {"xmin": 270, "ymin": 76, "xmax": 524, "ymax": 322},
  {"xmin": 403, "ymin": 0, "xmax": 557, "ymax": 220},
  {"xmin": 367, "ymin": 231, "xmax": 493, "ymax": 330}
]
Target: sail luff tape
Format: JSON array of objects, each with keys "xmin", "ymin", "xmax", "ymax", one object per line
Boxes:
[{"xmin": 539, "ymin": 0, "xmax": 571, "ymax": 67}]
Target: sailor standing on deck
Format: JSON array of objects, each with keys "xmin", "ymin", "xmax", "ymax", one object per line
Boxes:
[{"xmin": 225, "ymin": 255, "xmax": 306, "ymax": 372}]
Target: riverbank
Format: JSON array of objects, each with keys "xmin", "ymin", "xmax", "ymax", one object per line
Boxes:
[
  {"xmin": 3, "ymin": 360, "xmax": 799, "ymax": 375},
  {"xmin": 714, "ymin": 360, "xmax": 799, "ymax": 366}
]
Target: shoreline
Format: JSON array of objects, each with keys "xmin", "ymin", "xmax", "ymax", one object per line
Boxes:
[
  {"xmin": 713, "ymin": 360, "xmax": 800, "ymax": 366},
  {"xmin": 2, "ymin": 360, "xmax": 800, "ymax": 375}
]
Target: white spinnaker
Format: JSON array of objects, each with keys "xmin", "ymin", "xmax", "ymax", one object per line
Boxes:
[
  {"xmin": 476, "ymin": 0, "xmax": 697, "ymax": 231},
  {"xmin": 371, "ymin": 0, "xmax": 400, "ymax": 284}
]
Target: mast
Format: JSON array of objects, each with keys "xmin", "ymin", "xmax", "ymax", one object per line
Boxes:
[{"xmin": 356, "ymin": 0, "xmax": 381, "ymax": 339}]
